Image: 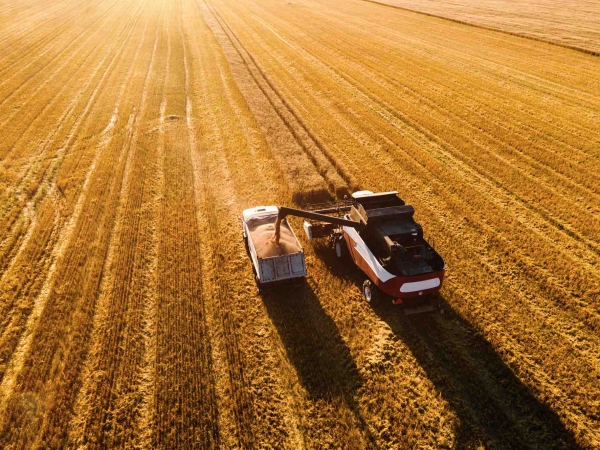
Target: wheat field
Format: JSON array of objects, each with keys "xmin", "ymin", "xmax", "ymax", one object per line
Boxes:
[
  {"xmin": 0, "ymin": 0, "xmax": 599, "ymax": 448},
  {"xmin": 372, "ymin": 0, "xmax": 600, "ymax": 55}
]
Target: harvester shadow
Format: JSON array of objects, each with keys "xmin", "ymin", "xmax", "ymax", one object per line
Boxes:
[
  {"xmin": 259, "ymin": 281, "xmax": 362, "ymax": 401},
  {"xmin": 372, "ymin": 300, "xmax": 582, "ymax": 450},
  {"xmin": 312, "ymin": 244, "xmax": 580, "ymax": 449}
]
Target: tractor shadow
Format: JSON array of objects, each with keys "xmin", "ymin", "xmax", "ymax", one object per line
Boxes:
[
  {"xmin": 259, "ymin": 281, "xmax": 362, "ymax": 401},
  {"xmin": 313, "ymin": 243, "xmax": 581, "ymax": 449},
  {"xmin": 376, "ymin": 299, "xmax": 581, "ymax": 449}
]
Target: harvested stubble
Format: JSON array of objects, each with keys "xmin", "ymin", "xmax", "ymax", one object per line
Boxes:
[
  {"xmin": 0, "ymin": 0, "xmax": 599, "ymax": 448},
  {"xmin": 370, "ymin": 0, "xmax": 600, "ymax": 55}
]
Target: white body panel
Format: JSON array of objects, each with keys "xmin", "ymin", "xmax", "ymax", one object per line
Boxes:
[
  {"xmin": 399, "ymin": 278, "xmax": 440, "ymax": 293},
  {"xmin": 243, "ymin": 206, "xmax": 306, "ymax": 284},
  {"xmin": 343, "ymin": 224, "xmax": 395, "ymax": 282}
]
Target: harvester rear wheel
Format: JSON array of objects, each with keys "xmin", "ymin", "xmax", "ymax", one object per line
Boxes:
[
  {"xmin": 334, "ymin": 235, "xmax": 348, "ymax": 259},
  {"xmin": 363, "ymin": 279, "xmax": 378, "ymax": 303}
]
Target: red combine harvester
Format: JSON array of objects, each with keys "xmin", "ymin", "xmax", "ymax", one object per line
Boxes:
[{"xmin": 272, "ymin": 190, "xmax": 446, "ymax": 314}]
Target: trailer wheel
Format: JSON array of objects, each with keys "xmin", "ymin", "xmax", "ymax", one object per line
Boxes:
[
  {"xmin": 334, "ymin": 236, "xmax": 348, "ymax": 259},
  {"xmin": 363, "ymin": 279, "xmax": 378, "ymax": 303},
  {"xmin": 254, "ymin": 274, "xmax": 264, "ymax": 294}
]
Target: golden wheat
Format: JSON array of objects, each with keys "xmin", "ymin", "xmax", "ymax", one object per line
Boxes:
[{"xmin": 0, "ymin": 0, "xmax": 598, "ymax": 448}]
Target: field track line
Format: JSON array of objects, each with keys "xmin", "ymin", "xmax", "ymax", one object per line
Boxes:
[
  {"xmin": 353, "ymin": 16, "xmax": 600, "ymax": 150},
  {"xmin": 358, "ymin": 0, "xmax": 600, "ymax": 57},
  {"xmin": 0, "ymin": 0, "xmax": 149, "ymax": 286},
  {"xmin": 0, "ymin": 0, "xmax": 150, "ymax": 424},
  {"xmin": 233, "ymin": 3, "xmax": 600, "ymax": 276},
  {"xmin": 67, "ymin": 2, "xmax": 166, "ymax": 446},
  {"xmin": 184, "ymin": 3, "xmax": 309, "ymax": 441},
  {"xmin": 147, "ymin": 1, "xmax": 222, "ymax": 443},
  {"xmin": 198, "ymin": 1, "xmax": 329, "ymax": 202},
  {"xmin": 0, "ymin": 0, "xmax": 135, "ymax": 208},
  {"xmin": 0, "ymin": 0, "xmax": 157, "ymax": 444},
  {"xmin": 177, "ymin": 3, "xmax": 222, "ymax": 445},
  {"xmin": 187, "ymin": 16, "xmax": 256, "ymax": 450},
  {"xmin": 198, "ymin": 3, "xmax": 382, "ymax": 445},
  {"xmin": 0, "ymin": 0, "xmax": 130, "ymax": 138},
  {"xmin": 0, "ymin": 0, "xmax": 114, "ymax": 82},
  {"xmin": 286, "ymin": 0, "xmax": 600, "ymax": 149},
  {"xmin": 0, "ymin": 0, "xmax": 145, "ymax": 307},
  {"xmin": 347, "ymin": 3, "xmax": 600, "ymax": 112},
  {"xmin": 131, "ymin": 10, "xmax": 166, "ymax": 447},
  {"xmin": 203, "ymin": 0, "xmax": 357, "ymax": 198},
  {"xmin": 189, "ymin": 3, "xmax": 289, "ymax": 447},
  {"xmin": 0, "ymin": 0, "xmax": 80, "ymax": 52}
]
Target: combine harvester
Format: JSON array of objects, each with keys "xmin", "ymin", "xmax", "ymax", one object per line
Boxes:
[{"xmin": 242, "ymin": 191, "xmax": 445, "ymax": 314}]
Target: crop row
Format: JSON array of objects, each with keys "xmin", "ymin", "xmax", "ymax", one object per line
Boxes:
[{"xmin": 209, "ymin": 0, "xmax": 600, "ymax": 446}]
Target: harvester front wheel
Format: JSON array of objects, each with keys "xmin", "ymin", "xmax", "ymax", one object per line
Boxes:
[
  {"xmin": 363, "ymin": 279, "xmax": 378, "ymax": 304},
  {"xmin": 334, "ymin": 236, "xmax": 348, "ymax": 259}
]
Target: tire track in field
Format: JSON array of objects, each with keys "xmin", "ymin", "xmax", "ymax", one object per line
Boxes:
[
  {"xmin": 0, "ymin": 1, "xmax": 153, "ymax": 445},
  {"xmin": 152, "ymin": 1, "xmax": 220, "ymax": 447},
  {"xmin": 0, "ymin": 0, "xmax": 152, "ymax": 442},
  {"xmin": 0, "ymin": 0, "xmax": 113, "ymax": 84},
  {"xmin": 0, "ymin": 0, "xmax": 79, "ymax": 56},
  {"xmin": 203, "ymin": 0, "xmax": 356, "ymax": 201},
  {"xmin": 0, "ymin": 0, "xmax": 131, "ymax": 145},
  {"xmin": 0, "ymin": 0, "xmax": 150, "ymax": 319},
  {"xmin": 358, "ymin": 0, "xmax": 600, "ymax": 57},
  {"xmin": 225, "ymin": 2, "xmax": 600, "ymax": 319},
  {"xmin": 313, "ymin": 23, "xmax": 600, "ymax": 200},
  {"xmin": 0, "ymin": 0, "xmax": 115, "ymax": 97},
  {"xmin": 195, "ymin": 4, "xmax": 379, "ymax": 446},
  {"xmin": 343, "ymin": 5, "xmax": 600, "ymax": 147},
  {"xmin": 185, "ymin": 2, "xmax": 313, "ymax": 446},
  {"xmin": 0, "ymin": 0, "xmax": 139, "ymax": 259},
  {"xmin": 0, "ymin": 0, "xmax": 147, "ymax": 335},
  {"xmin": 188, "ymin": 8, "xmax": 259, "ymax": 448},
  {"xmin": 313, "ymin": 15, "xmax": 600, "ymax": 206},
  {"xmin": 66, "ymin": 2, "xmax": 166, "ymax": 447},
  {"xmin": 260, "ymin": 0, "xmax": 600, "ymax": 160},
  {"xmin": 233, "ymin": 1, "xmax": 600, "ymax": 263}
]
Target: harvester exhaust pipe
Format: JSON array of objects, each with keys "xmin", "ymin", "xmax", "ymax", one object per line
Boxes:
[{"xmin": 274, "ymin": 206, "xmax": 362, "ymax": 244}]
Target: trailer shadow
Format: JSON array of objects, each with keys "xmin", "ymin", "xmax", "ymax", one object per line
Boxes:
[
  {"xmin": 312, "ymin": 244, "xmax": 581, "ymax": 449},
  {"xmin": 259, "ymin": 281, "xmax": 362, "ymax": 401}
]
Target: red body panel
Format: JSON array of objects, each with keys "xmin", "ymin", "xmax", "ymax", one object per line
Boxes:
[{"xmin": 344, "ymin": 231, "xmax": 444, "ymax": 299}]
